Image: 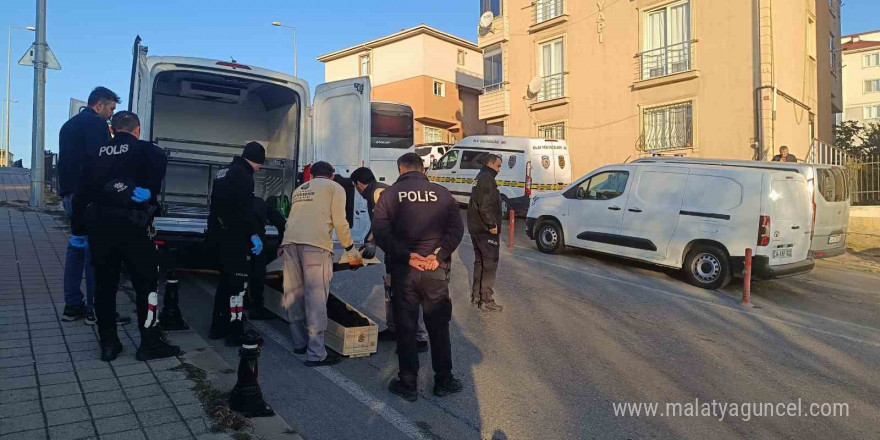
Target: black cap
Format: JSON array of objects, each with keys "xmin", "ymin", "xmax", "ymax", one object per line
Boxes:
[{"xmin": 242, "ymin": 141, "xmax": 266, "ymax": 164}]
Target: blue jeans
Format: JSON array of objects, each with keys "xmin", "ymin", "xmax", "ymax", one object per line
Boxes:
[{"xmin": 63, "ymin": 195, "xmax": 95, "ymax": 311}]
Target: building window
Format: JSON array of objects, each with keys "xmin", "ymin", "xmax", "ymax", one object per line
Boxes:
[
  {"xmin": 807, "ymin": 17, "xmax": 816, "ymax": 59},
  {"xmin": 642, "ymin": 101, "xmax": 693, "ymax": 151},
  {"xmin": 483, "ymin": 48, "xmax": 503, "ymax": 92},
  {"xmin": 432, "ymin": 80, "xmax": 446, "ymax": 97},
  {"xmin": 864, "ymin": 52, "xmax": 880, "ymax": 68},
  {"xmin": 457, "ymin": 50, "xmax": 466, "ymax": 66},
  {"xmin": 538, "ymin": 38, "xmax": 564, "ymax": 102},
  {"xmin": 535, "ymin": 0, "xmax": 564, "ymax": 24},
  {"xmin": 830, "ymin": 34, "xmax": 837, "ymax": 74},
  {"xmin": 865, "ymin": 105, "xmax": 880, "ymax": 120},
  {"xmin": 865, "ymin": 79, "xmax": 880, "ymax": 93},
  {"xmin": 359, "ymin": 54, "xmax": 371, "ymax": 76},
  {"xmin": 424, "ymin": 126, "xmax": 444, "ymax": 143},
  {"xmin": 538, "ymin": 122, "xmax": 565, "ymax": 140},
  {"xmin": 481, "ymin": 0, "xmax": 501, "ymax": 17},
  {"xmin": 641, "ymin": 1, "xmax": 691, "ymax": 80}
]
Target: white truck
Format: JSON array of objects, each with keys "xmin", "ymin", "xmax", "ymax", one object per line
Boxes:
[{"xmin": 128, "ymin": 37, "xmax": 378, "ymax": 266}]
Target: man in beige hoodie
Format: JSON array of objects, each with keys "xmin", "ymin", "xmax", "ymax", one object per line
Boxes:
[{"xmin": 280, "ymin": 161, "xmax": 362, "ymax": 366}]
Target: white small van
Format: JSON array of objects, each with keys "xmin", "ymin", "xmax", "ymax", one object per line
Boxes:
[
  {"xmin": 426, "ymin": 136, "xmax": 572, "ymax": 215},
  {"xmin": 526, "ymin": 162, "xmax": 816, "ymax": 289},
  {"xmin": 633, "ymin": 157, "xmax": 851, "ymax": 258}
]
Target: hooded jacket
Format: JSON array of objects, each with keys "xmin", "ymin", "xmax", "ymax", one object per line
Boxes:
[{"xmin": 467, "ymin": 166, "xmax": 502, "ymax": 234}]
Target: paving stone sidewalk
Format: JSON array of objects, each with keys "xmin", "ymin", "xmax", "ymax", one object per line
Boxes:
[{"xmin": 0, "ymin": 169, "xmax": 231, "ymax": 440}]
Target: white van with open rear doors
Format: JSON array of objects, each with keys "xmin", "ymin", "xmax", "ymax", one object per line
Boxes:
[
  {"xmin": 128, "ymin": 36, "xmax": 392, "ymax": 264},
  {"xmin": 526, "ymin": 161, "xmax": 816, "ymax": 289},
  {"xmin": 426, "ymin": 136, "xmax": 572, "ymax": 215}
]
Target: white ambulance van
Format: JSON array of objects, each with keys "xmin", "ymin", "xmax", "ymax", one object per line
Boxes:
[
  {"xmin": 426, "ymin": 136, "xmax": 572, "ymax": 215},
  {"xmin": 526, "ymin": 161, "xmax": 816, "ymax": 289}
]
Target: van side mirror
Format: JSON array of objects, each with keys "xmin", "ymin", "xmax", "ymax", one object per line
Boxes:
[{"xmin": 432, "ymin": 159, "xmax": 439, "ymax": 170}]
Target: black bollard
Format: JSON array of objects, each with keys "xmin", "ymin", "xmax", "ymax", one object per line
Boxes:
[
  {"xmin": 159, "ymin": 270, "xmax": 189, "ymax": 331},
  {"xmin": 229, "ymin": 329, "xmax": 275, "ymax": 418}
]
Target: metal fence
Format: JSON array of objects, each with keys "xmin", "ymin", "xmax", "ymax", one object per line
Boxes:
[
  {"xmin": 636, "ymin": 40, "xmax": 695, "ymax": 81},
  {"xmin": 808, "ymin": 140, "xmax": 880, "ymax": 205},
  {"xmin": 537, "ymin": 73, "xmax": 565, "ymax": 102}
]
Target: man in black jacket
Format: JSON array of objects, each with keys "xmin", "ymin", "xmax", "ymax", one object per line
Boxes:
[
  {"xmin": 58, "ymin": 87, "xmax": 117, "ymax": 322},
  {"xmin": 207, "ymin": 142, "xmax": 265, "ymax": 346},
  {"xmin": 373, "ymin": 153, "xmax": 464, "ymax": 402},
  {"xmin": 247, "ymin": 196, "xmax": 286, "ymax": 320},
  {"xmin": 351, "ymin": 167, "xmax": 428, "ymax": 351},
  {"xmin": 71, "ymin": 111, "xmax": 180, "ymax": 362},
  {"xmin": 467, "ymin": 154, "xmax": 504, "ymax": 312}
]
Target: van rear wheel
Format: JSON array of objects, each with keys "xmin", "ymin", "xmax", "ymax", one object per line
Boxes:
[
  {"xmin": 535, "ymin": 220, "xmax": 563, "ymax": 254},
  {"xmin": 500, "ymin": 195, "xmax": 511, "ymax": 218},
  {"xmin": 683, "ymin": 245, "xmax": 731, "ymax": 290}
]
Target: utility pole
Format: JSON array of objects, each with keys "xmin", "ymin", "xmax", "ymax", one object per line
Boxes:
[{"xmin": 29, "ymin": 0, "xmax": 46, "ymax": 207}]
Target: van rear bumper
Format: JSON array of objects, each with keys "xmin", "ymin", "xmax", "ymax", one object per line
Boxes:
[
  {"xmin": 735, "ymin": 256, "xmax": 815, "ymax": 280},
  {"xmin": 525, "ymin": 217, "xmax": 537, "ymax": 239},
  {"xmin": 509, "ymin": 196, "xmax": 530, "ymax": 216},
  {"xmin": 811, "ymin": 246, "xmax": 846, "ymax": 259}
]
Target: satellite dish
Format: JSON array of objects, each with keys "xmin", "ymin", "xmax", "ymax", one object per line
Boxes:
[
  {"xmin": 526, "ymin": 76, "xmax": 543, "ymax": 98},
  {"xmin": 479, "ymin": 11, "xmax": 495, "ymax": 29}
]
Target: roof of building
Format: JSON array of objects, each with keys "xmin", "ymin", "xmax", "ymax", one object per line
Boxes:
[
  {"xmin": 317, "ymin": 24, "xmax": 479, "ymax": 62},
  {"xmin": 842, "ymin": 40, "xmax": 880, "ymax": 52},
  {"xmin": 841, "ymin": 29, "xmax": 880, "ymax": 39}
]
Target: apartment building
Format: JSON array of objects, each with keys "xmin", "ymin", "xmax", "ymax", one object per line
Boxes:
[
  {"xmin": 841, "ymin": 30, "xmax": 880, "ymax": 126},
  {"xmin": 476, "ymin": 0, "xmax": 842, "ymax": 176},
  {"xmin": 318, "ymin": 25, "xmax": 490, "ymax": 145}
]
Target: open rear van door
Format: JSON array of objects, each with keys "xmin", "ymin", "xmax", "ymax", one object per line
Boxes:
[
  {"xmin": 767, "ymin": 175, "xmax": 813, "ymax": 265},
  {"xmin": 313, "ymin": 77, "xmax": 372, "ymax": 242},
  {"xmin": 128, "ymin": 36, "xmax": 150, "ymax": 120},
  {"xmin": 313, "ymin": 77, "xmax": 371, "ymax": 177}
]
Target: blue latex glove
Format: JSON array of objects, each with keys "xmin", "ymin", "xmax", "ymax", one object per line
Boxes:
[
  {"xmin": 132, "ymin": 187, "xmax": 151, "ymax": 203},
  {"xmin": 69, "ymin": 235, "xmax": 88, "ymax": 249},
  {"xmin": 250, "ymin": 235, "xmax": 263, "ymax": 255}
]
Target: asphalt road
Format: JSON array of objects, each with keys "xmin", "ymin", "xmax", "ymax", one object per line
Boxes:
[{"xmin": 175, "ymin": 215, "xmax": 880, "ymax": 440}]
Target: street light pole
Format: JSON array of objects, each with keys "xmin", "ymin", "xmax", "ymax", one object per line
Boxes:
[
  {"xmin": 5, "ymin": 25, "xmax": 34, "ymax": 167},
  {"xmin": 29, "ymin": 0, "xmax": 47, "ymax": 207},
  {"xmin": 271, "ymin": 22, "xmax": 297, "ymax": 77}
]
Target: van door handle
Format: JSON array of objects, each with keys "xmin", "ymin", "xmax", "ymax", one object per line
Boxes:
[
  {"xmin": 628, "ymin": 208, "xmax": 642, "ymax": 213},
  {"xmin": 791, "ymin": 226, "xmax": 800, "ymax": 230},
  {"xmin": 451, "ymin": 171, "xmax": 457, "ymax": 174},
  {"xmin": 608, "ymin": 206, "xmax": 621, "ymax": 211}
]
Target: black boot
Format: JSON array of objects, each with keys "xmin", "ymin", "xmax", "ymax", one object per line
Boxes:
[
  {"xmin": 208, "ymin": 320, "xmax": 227, "ymax": 340},
  {"xmin": 98, "ymin": 330, "xmax": 123, "ymax": 362},
  {"xmin": 247, "ymin": 306, "xmax": 274, "ymax": 321},
  {"xmin": 433, "ymin": 375, "xmax": 463, "ymax": 397},
  {"xmin": 225, "ymin": 320, "xmax": 244, "ymax": 347},
  {"xmin": 136, "ymin": 327, "xmax": 181, "ymax": 361},
  {"xmin": 389, "ymin": 378, "xmax": 418, "ymax": 402}
]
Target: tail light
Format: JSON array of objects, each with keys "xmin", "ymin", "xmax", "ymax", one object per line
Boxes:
[
  {"xmin": 758, "ymin": 215, "xmax": 771, "ymax": 246},
  {"xmin": 153, "ymin": 240, "xmax": 166, "ymax": 246},
  {"xmin": 525, "ymin": 161, "xmax": 532, "ymax": 196}
]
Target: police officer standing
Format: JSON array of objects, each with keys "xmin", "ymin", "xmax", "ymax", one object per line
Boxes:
[
  {"xmin": 467, "ymin": 154, "xmax": 504, "ymax": 312},
  {"xmin": 246, "ymin": 196, "xmax": 286, "ymax": 320},
  {"xmin": 207, "ymin": 142, "xmax": 266, "ymax": 346},
  {"xmin": 71, "ymin": 111, "xmax": 180, "ymax": 362},
  {"xmin": 350, "ymin": 167, "xmax": 428, "ymax": 351},
  {"xmin": 373, "ymin": 153, "xmax": 464, "ymax": 402}
]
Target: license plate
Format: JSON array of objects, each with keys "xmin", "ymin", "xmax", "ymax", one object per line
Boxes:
[
  {"xmin": 828, "ymin": 234, "xmax": 842, "ymax": 244},
  {"xmin": 772, "ymin": 249, "xmax": 792, "ymax": 259}
]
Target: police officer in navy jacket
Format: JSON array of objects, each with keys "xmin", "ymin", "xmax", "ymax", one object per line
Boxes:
[{"xmin": 372, "ymin": 152, "xmax": 464, "ymax": 402}]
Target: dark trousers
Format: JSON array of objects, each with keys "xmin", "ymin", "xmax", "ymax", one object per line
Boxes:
[
  {"xmin": 248, "ymin": 250, "xmax": 266, "ymax": 308},
  {"xmin": 89, "ymin": 222, "xmax": 158, "ymax": 341},
  {"xmin": 471, "ymin": 233, "xmax": 500, "ymax": 304},
  {"xmin": 212, "ymin": 237, "xmax": 250, "ymax": 330},
  {"xmin": 391, "ymin": 264, "xmax": 453, "ymax": 387}
]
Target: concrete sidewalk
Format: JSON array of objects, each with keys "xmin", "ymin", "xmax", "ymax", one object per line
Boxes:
[{"xmin": 0, "ymin": 168, "xmax": 229, "ymax": 440}]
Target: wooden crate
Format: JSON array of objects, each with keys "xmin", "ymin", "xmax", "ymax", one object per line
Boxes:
[{"xmin": 324, "ymin": 294, "xmax": 378, "ymax": 358}]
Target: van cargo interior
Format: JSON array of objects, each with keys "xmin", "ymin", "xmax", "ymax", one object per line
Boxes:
[{"xmin": 151, "ymin": 70, "xmax": 299, "ymax": 217}]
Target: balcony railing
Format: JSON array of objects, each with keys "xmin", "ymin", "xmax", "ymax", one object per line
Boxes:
[
  {"xmin": 636, "ymin": 40, "xmax": 695, "ymax": 81},
  {"xmin": 534, "ymin": 0, "xmax": 564, "ymax": 24},
  {"xmin": 639, "ymin": 102, "xmax": 693, "ymax": 152},
  {"xmin": 537, "ymin": 73, "xmax": 565, "ymax": 102}
]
